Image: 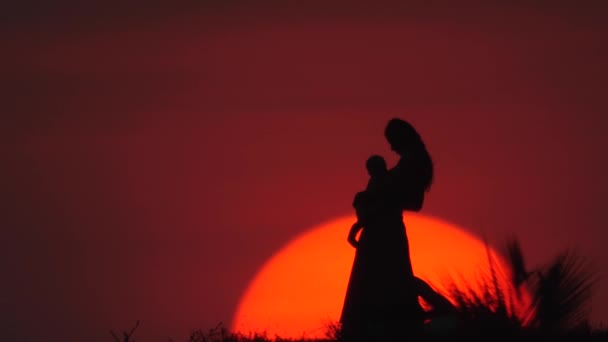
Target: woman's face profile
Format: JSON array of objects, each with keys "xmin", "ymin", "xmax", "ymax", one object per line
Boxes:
[
  {"xmin": 387, "ymin": 135, "xmax": 407, "ymax": 156},
  {"xmin": 385, "ymin": 118, "xmax": 415, "ymax": 157}
]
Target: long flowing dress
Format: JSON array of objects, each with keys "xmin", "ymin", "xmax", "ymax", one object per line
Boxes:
[{"xmin": 339, "ymin": 157, "xmax": 425, "ymax": 340}]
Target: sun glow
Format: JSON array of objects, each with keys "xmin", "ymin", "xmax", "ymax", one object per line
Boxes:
[{"xmin": 232, "ymin": 213, "xmax": 522, "ymax": 338}]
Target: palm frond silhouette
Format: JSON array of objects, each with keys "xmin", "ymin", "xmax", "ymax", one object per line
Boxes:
[
  {"xmin": 431, "ymin": 237, "xmax": 598, "ymax": 337},
  {"xmin": 505, "ymin": 238, "xmax": 596, "ymax": 334}
]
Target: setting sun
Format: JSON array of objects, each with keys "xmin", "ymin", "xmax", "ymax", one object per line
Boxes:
[{"xmin": 232, "ymin": 213, "xmax": 520, "ymax": 338}]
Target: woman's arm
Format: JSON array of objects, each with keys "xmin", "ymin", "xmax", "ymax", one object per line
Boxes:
[
  {"xmin": 385, "ymin": 163, "xmax": 425, "ymax": 212},
  {"xmin": 398, "ymin": 186, "xmax": 424, "ymax": 212},
  {"xmin": 347, "ymin": 221, "xmax": 363, "ymax": 248}
]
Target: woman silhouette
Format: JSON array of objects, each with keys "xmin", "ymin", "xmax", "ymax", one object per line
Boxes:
[{"xmin": 339, "ymin": 118, "xmax": 434, "ymax": 340}]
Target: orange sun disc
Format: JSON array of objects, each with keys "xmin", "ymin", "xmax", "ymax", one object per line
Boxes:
[{"xmin": 232, "ymin": 213, "xmax": 527, "ymax": 338}]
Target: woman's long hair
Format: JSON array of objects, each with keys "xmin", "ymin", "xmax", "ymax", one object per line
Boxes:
[{"xmin": 385, "ymin": 118, "xmax": 434, "ymax": 192}]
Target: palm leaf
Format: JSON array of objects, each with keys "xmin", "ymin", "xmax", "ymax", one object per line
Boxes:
[
  {"xmin": 531, "ymin": 250, "xmax": 596, "ymax": 333},
  {"xmin": 505, "ymin": 238, "xmax": 529, "ymax": 291}
]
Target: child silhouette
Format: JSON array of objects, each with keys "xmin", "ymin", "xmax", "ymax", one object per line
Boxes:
[{"xmin": 347, "ymin": 154, "xmax": 389, "ymax": 248}]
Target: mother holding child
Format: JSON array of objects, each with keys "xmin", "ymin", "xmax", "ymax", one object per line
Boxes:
[{"xmin": 339, "ymin": 118, "xmax": 435, "ymax": 340}]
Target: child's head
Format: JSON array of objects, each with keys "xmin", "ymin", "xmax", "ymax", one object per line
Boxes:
[{"xmin": 366, "ymin": 155, "xmax": 387, "ymax": 178}]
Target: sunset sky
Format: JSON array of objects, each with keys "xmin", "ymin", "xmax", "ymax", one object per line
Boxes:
[{"xmin": 3, "ymin": 2, "xmax": 608, "ymax": 340}]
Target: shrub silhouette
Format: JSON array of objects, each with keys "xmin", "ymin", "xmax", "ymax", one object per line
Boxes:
[
  {"xmin": 111, "ymin": 238, "xmax": 606, "ymax": 341},
  {"xmin": 425, "ymin": 237, "xmax": 600, "ymax": 337}
]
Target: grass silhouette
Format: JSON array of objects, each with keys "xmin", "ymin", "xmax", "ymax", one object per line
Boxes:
[{"xmin": 111, "ymin": 238, "xmax": 607, "ymax": 341}]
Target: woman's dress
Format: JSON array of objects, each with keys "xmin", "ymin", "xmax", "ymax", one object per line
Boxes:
[{"xmin": 339, "ymin": 159, "xmax": 425, "ymax": 339}]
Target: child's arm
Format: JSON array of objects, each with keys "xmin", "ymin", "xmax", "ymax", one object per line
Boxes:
[
  {"xmin": 348, "ymin": 191, "xmax": 367, "ymax": 248},
  {"xmin": 347, "ymin": 221, "xmax": 363, "ymax": 248}
]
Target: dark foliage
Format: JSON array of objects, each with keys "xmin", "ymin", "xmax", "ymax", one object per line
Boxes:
[{"xmin": 111, "ymin": 238, "xmax": 606, "ymax": 341}]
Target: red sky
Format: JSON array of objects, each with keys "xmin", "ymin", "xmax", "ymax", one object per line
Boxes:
[{"xmin": 3, "ymin": 2, "xmax": 608, "ymax": 340}]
